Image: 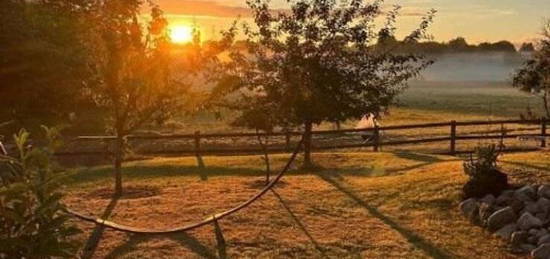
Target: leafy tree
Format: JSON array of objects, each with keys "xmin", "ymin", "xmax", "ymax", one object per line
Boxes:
[
  {"xmin": 513, "ymin": 21, "xmax": 550, "ymax": 118},
  {"xmin": 491, "ymin": 41, "xmax": 517, "ymax": 52},
  {"xmin": 0, "ymin": 127, "xmax": 81, "ymax": 258},
  {"xmin": 0, "ymin": 0, "xmax": 93, "ymax": 132},
  {"xmin": 217, "ymin": 0, "xmax": 434, "ymax": 167},
  {"xmin": 520, "ymin": 42, "xmax": 536, "ymax": 52},
  {"xmin": 448, "ymin": 37, "xmax": 470, "ymax": 51},
  {"xmin": 230, "ymin": 97, "xmax": 281, "ymax": 183},
  {"xmin": 83, "ymin": 1, "xmax": 187, "ymax": 196}
]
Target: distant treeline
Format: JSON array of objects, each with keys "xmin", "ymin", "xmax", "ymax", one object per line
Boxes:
[{"xmin": 378, "ymin": 36, "xmax": 535, "ymax": 55}]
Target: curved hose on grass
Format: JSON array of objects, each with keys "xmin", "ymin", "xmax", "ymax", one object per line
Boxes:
[{"xmin": 65, "ymin": 135, "xmax": 305, "ymax": 234}]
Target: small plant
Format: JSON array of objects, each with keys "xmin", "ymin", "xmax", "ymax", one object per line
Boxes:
[
  {"xmin": 0, "ymin": 127, "xmax": 81, "ymax": 258},
  {"xmin": 463, "ymin": 144, "xmax": 500, "ymax": 178},
  {"xmin": 462, "ymin": 144, "xmax": 509, "ymax": 199}
]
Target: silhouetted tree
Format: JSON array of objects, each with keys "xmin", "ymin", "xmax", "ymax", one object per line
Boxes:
[
  {"xmin": 230, "ymin": 97, "xmax": 281, "ymax": 183},
  {"xmin": 513, "ymin": 21, "xmax": 550, "ymax": 118},
  {"xmin": 448, "ymin": 37, "xmax": 470, "ymax": 52},
  {"xmin": 217, "ymin": 0, "xmax": 435, "ymax": 168},
  {"xmin": 84, "ymin": 1, "xmax": 187, "ymax": 196},
  {"xmin": 0, "ymin": 0, "xmax": 93, "ymax": 131},
  {"xmin": 520, "ymin": 42, "xmax": 536, "ymax": 52}
]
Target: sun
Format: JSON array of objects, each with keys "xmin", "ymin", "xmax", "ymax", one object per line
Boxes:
[{"xmin": 169, "ymin": 25, "xmax": 193, "ymax": 44}]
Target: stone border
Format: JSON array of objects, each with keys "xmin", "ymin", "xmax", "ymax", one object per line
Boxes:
[{"xmin": 460, "ymin": 185, "xmax": 550, "ymax": 258}]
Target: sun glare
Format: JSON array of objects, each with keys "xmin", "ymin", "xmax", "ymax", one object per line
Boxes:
[{"xmin": 169, "ymin": 25, "xmax": 193, "ymax": 44}]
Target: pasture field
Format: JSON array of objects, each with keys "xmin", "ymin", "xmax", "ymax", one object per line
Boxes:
[
  {"xmin": 164, "ymin": 80, "xmax": 542, "ymax": 134},
  {"xmin": 64, "ymin": 150, "xmax": 550, "ymax": 258}
]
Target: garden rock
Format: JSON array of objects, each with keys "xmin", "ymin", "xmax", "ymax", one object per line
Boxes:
[
  {"xmin": 496, "ymin": 190, "xmax": 514, "ymax": 206},
  {"xmin": 510, "ymin": 198, "xmax": 526, "ymax": 214},
  {"xmin": 459, "ymin": 198, "xmax": 479, "ymax": 220},
  {"xmin": 538, "ymin": 185, "xmax": 550, "ymax": 199},
  {"xmin": 537, "ymin": 198, "xmax": 550, "ymax": 214},
  {"xmin": 538, "ymin": 234, "xmax": 550, "ymax": 246},
  {"xmin": 515, "ymin": 186, "xmax": 536, "ymax": 203},
  {"xmin": 480, "ymin": 194, "xmax": 496, "ymax": 205},
  {"xmin": 532, "ymin": 244, "xmax": 550, "ymax": 259},
  {"xmin": 511, "ymin": 231, "xmax": 528, "ymax": 247},
  {"xmin": 479, "ymin": 203, "xmax": 494, "ymax": 224},
  {"xmin": 525, "ymin": 202, "xmax": 540, "ymax": 215},
  {"xmin": 487, "ymin": 207, "xmax": 516, "ymax": 232},
  {"xmin": 518, "ymin": 212, "xmax": 543, "ymax": 231},
  {"xmin": 494, "ymin": 224, "xmax": 517, "ymax": 240},
  {"xmin": 521, "ymin": 244, "xmax": 537, "ymax": 253}
]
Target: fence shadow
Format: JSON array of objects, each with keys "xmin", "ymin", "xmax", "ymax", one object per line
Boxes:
[
  {"xmin": 69, "ymin": 165, "xmax": 265, "ymax": 185},
  {"xmin": 271, "ymin": 189, "xmax": 327, "ymax": 258},
  {"xmin": 105, "ymin": 232, "xmax": 219, "ymax": 259},
  {"xmin": 81, "ymin": 196, "xmax": 119, "ymax": 259},
  {"xmin": 315, "ymin": 171, "xmax": 453, "ymax": 259},
  {"xmin": 501, "ymin": 160, "xmax": 550, "ymax": 173}
]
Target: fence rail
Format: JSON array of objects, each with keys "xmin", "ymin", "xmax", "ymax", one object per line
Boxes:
[{"xmin": 58, "ymin": 118, "xmax": 548, "ymax": 157}]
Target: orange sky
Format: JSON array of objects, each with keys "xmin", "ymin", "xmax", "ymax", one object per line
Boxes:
[{"xmin": 156, "ymin": 0, "xmax": 550, "ymax": 45}]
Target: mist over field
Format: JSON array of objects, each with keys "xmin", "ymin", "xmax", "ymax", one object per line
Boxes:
[{"xmin": 419, "ymin": 52, "xmax": 527, "ymax": 82}]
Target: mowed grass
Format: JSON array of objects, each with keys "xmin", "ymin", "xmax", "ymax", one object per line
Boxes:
[{"xmin": 64, "ymin": 150, "xmax": 550, "ymax": 258}]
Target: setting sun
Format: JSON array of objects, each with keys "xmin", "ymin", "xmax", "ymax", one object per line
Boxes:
[{"xmin": 169, "ymin": 25, "xmax": 193, "ymax": 44}]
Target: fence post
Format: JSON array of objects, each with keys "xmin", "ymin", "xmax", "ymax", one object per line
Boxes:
[
  {"xmin": 373, "ymin": 125, "xmax": 380, "ymax": 152},
  {"xmin": 194, "ymin": 131, "xmax": 204, "ymax": 169},
  {"xmin": 542, "ymin": 118, "xmax": 547, "ymax": 148},
  {"xmin": 285, "ymin": 131, "xmax": 291, "ymax": 152},
  {"xmin": 450, "ymin": 120, "xmax": 456, "ymax": 155}
]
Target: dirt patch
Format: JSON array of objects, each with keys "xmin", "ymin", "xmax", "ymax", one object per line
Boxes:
[{"xmin": 85, "ymin": 185, "xmax": 161, "ymax": 200}]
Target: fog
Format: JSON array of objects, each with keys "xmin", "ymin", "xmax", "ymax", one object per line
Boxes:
[{"xmin": 419, "ymin": 52, "xmax": 528, "ymax": 82}]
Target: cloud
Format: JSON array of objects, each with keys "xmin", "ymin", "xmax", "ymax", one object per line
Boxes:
[
  {"xmin": 156, "ymin": 0, "xmax": 266, "ymax": 17},
  {"xmin": 156, "ymin": 0, "xmax": 431, "ymax": 18}
]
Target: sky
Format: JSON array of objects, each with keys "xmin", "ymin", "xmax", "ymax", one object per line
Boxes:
[{"xmin": 156, "ymin": 0, "xmax": 550, "ymax": 45}]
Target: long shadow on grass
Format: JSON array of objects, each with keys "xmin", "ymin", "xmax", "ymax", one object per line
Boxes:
[
  {"xmin": 501, "ymin": 160, "xmax": 550, "ymax": 173},
  {"xmin": 104, "ymin": 232, "xmax": 219, "ymax": 259},
  {"xmin": 316, "ymin": 171, "xmax": 453, "ymax": 259},
  {"xmin": 271, "ymin": 189, "xmax": 327, "ymax": 258},
  {"xmin": 388, "ymin": 151, "xmax": 457, "ymax": 174},
  {"xmin": 69, "ymin": 165, "xmax": 264, "ymax": 185},
  {"xmin": 331, "ymin": 152, "xmax": 457, "ymax": 177},
  {"xmin": 81, "ymin": 196, "xmax": 119, "ymax": 259}
]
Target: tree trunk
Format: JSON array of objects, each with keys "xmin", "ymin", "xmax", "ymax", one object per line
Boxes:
[
  {"xmin": 544, "ymin": 91, "xmax": 550, "ymax": 119},
  {"xmin": 303, "ymin": 121, "xmax": 313, "ymax": 168},
  {"xmin": 256, "ymin": 129, "xmax": 271, "ymax": 185},
  {"xmin": 114, "ymin": 133, "xmax": 124, "ymax": 197}
]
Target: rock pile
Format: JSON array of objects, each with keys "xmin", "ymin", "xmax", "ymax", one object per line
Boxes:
[{"xmin": 460, "ymin": 185, "xmax": 550, "ymax": 258}]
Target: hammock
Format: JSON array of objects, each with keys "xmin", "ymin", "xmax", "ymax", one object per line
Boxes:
[{"xmin": 66, "ymin": 135, "xmax": 305, "ymax": 234}]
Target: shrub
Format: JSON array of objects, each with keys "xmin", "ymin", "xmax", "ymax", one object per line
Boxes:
[
  {"xmin": 0, "ymin": 127, "xmax": 81, "ymax": 258},
  {"xmin": 462, "ymin": 144, "xmax": 509, "ymax": 199}
]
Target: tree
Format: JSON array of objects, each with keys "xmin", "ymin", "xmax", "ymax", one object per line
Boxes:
[
  {"xmin": 448, "ymin": 37, "xmax": 470, "ymax": 52},
  {"xmin": 84, "ymin": 2, "xmax": 187, "ymax": 196},
  {"xmin": 520, "ymin": 42, "xmax": 536, "ymax": 52},
  {"xmin": 513, "ymin": 21, "xmax": 550, "ymax": 118},
  {"xmin": 217, "ymin": 0, "xmax": 434, "ymax": 168},
  {"xmin": 230, "ymin": 97, "xmax": 282, "ymax": 184},
  {"xmin": 0, "ymin": 0, "xmax": 93, "ymax": 132}
]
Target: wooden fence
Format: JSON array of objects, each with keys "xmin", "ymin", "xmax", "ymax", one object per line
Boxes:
[{"xmin": 57, "ymin": 118, "xmax": 548, "ymax": 157}]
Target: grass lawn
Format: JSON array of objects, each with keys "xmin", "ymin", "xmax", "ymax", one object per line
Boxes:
[{"xmin": 63, "ymin": 150, "xmax": 550, "ymax": 258}]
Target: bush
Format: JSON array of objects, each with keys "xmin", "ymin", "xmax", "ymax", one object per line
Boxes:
[
  {"xmin": 0, "ymin": 127, "xmax": 81, "ymax": 258},
  {"xmin": 462, "ymin": 144, "xmax": 509, "ymax": 199}
]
